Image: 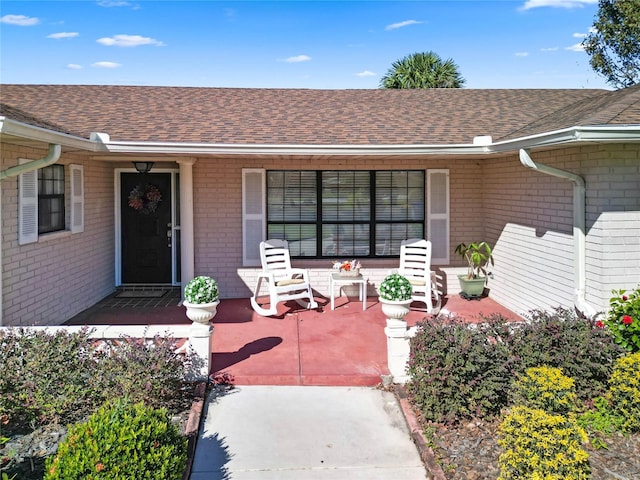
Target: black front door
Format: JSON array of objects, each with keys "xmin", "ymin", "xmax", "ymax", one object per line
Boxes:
[{"xmin": 121, "ymin": 172, "xmax": 173, "ymax": 284}]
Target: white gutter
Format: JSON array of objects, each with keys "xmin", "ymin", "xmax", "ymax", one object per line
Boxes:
[
  {"xmin": 519, "ymin": 148, "xmax": 596, "ymax": 318},
  {"xmin": 91, "ymin": 125, "xmax": 640, "ymax": 157},
  {"xmin": 0, "ymin": 143, "xmax": 62, "ymax": 327},
  {"xmin": 0, "ymin": 116, "xmax": 99, "ymax": 152}
]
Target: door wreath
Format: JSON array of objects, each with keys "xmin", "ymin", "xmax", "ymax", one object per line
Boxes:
[{"xmin": 128, "ymin": 183, "xmax": 162, "ymax": 214}]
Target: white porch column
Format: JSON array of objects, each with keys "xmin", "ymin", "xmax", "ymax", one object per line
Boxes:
[{"xmin": 177, "ymin": 158, "xmax": 196, "ymax": 293}]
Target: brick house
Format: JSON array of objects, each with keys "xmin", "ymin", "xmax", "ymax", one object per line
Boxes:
[{"xmin": 1, "ymin": 84, "xmax": 639, "ymax": 327}]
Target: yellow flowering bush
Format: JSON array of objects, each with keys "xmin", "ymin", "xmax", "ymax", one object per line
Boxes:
[
  {"xmin": 511, "ymin": 366, "xmax": 578, "ymax": 415},
  {"xmin": 497, "ymin": 406, "xmax": 590, "ymax": 480},
  {"xmin": 608, "ymin": 352, "xmax": 640, "ymax": 432}
]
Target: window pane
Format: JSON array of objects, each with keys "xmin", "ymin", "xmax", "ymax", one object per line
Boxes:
[
  {"xmin": 323, "ymin": 223, "xmax": 370, "ymax": 257},
  {"xmin": 267, "ymin": 171, "xmax": 317, "ymax": 222},
  {"xmin": 322, "ymin": 171, "xmax": 369, "ymax": 222}
]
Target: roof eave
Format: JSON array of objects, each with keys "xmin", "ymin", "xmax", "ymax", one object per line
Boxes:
[
  {"xmin": 99, "ymin": 125, "xmax": 640, "ymax": 156},
  {"xmin": 489, "ymin": 125, "xmax": 640, "ymax": 153},
  {"xmin": 0, "ymin": 117, "xmax": 99, "ymax": 151}
]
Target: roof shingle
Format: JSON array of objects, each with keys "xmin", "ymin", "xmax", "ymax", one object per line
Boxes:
[{"xmin": 2, "ymin": 84, "xmax": 636, "ymax": 146}]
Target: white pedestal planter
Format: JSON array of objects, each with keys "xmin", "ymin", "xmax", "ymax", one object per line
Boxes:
[
  {"xmin": 380, "ymin": 298, "xmax": 414, "ymax": 384},
  {"xmin": 187, "ymin": 322, "xmax": 214, "ymax": 381},
  {"xmin": 183, "ymin": 300, "xmax": 220, "ymax": 324},
  {"xmin": 380, "ymin": 298, "xmax": 412, "ymax": 320},
  {"xmin": 183, "ymin": 299, "xmax": 219, "ymax": 380}
]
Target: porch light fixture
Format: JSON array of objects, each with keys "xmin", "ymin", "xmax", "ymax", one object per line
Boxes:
[{"xmin": 133, "ymin": 161, "xmax": 154, "ymax": 173}]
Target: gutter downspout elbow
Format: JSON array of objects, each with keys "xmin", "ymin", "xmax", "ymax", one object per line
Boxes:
[
  {"xmin": 0, "ymin": 144, "xmax": 62, "ymax": 180},
  {"xmin": 519, "ymin": 149, "xmax": 594, "ymax": 318}
]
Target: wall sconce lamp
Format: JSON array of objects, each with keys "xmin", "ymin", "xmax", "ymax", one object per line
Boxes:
[{"xmin": 133, "ymin": 161, "xmax": 154, "ymax": 173}]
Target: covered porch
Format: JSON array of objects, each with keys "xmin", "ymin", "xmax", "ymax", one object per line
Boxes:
[{"xmin": 66, "ymin": 290, "xmax": 522, "ymax": 386}]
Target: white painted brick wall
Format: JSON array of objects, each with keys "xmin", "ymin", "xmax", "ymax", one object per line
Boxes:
[{"xmin": 485, "ymin": 145, "xmax": 640, "ymax": 317}]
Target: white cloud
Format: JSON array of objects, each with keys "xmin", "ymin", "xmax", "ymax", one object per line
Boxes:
[
  {"xmin": 282, "ymin": 55, "xmax": 311, "ymax": 63},
  {"xmin": 97, "ymin": 34, "xmax": 165, "ymax": 47},
  {"xmin": 92, "ymin": 61, "xmax": 122, "ymax": 68},
  {"xmin": 356, "ymin": 70, "xmax": 376, "ymax": 77},
  {"xmin": 515, "ymin": 52, "xmax": 529, "ymax": 57},
  {"xmin": 1, "ymin": 14, "xmax": 40, "ymax": 26},
  {"xmin": 385, "ymin": 20, "xmax": 422, "ymax": 31},
  {"xmin": 520, "ymin": 0, "xmax": 596, "ymax": 9},
  {"xmin": 541, "ymin": 47, "xmax": 559, "ymax": 51},
  {"xmin": 47, "ymin": 32, "xmax": 79, "ymax": 39},
  {"xmin": 566, "ymin": 43, "xmax": 585, "ymax": 52},
  {"xmin": 573, "ymin": 32, "xmax": 588, "ymax": 38},
  {"xmin": 97, "ymin": 1, "xmax": 134, "ymax": 7},
  {"xmin": 67, "ymin": 64, "xmax": 83, "ymax": 70}
]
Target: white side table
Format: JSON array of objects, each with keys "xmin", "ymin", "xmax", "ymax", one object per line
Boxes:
[{"xmin": 329, "ymin": 272, "xmax": 367, "ymax": 310}]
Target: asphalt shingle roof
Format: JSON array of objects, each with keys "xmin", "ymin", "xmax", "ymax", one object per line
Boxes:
[{"xmin": 2, "ymin": 84, "xmax": 639, "ymax": 146}]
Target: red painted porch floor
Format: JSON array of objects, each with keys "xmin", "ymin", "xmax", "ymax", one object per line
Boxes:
[{"xmin": 66, "ymin": 290, "xmax": 522, "ymax": 387}]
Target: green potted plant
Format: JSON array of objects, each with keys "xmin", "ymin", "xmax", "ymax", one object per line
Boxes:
[
  {"xmin": 454, "ymin": 241, "xmax": 494, "ymax": 298},
  {"xmin": 378, "ymin": 273, "xmax": 413, "ymax": 324},
  {"xmin": 183, "ymin": 275, "xmax": 220, "ymax": 324}
]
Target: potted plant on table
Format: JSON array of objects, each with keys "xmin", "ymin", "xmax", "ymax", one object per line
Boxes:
[
  {"xmin": 454, "ymin": 241, "xmax": 494, "ymax": 298},
  {"xmin": 379, "ymin": 273, "xmax": 413, "ymax": 325},
  {"xmin": 183, "ymin": 275, "xmax": 220, "ymax": 324}
]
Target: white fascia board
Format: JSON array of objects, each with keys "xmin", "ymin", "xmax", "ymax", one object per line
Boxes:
[
  {"xmin": 101, "ymin": 140, "xmax": 489, "ymax": 156},
  {"xmin": 488, "ymin": 125, "xmax": 640, "ymax": 153},
  {"xmin": 0, "ymin": 117, "xmax": 100, "ymax": 151}
]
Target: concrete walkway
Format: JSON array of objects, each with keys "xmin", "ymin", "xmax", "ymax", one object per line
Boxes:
[{"xmin": 190, "ymin": 385, "xmax": 428, "ymax": 479}]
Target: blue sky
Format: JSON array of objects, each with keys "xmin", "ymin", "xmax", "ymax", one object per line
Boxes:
[{"xmin": 1, "ymin": 0, "xmax": 610, "ymax": 89}]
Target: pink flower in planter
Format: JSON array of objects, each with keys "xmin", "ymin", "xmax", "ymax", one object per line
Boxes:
[
  {"xmin": 622, "ymin": 315, "xmax": 634, "ymax": 325},
  {"xmin": 595, "ymin": 320, "xmax": 605, "ymax": 328}
]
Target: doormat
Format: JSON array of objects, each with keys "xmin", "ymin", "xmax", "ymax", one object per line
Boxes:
[{"xmin": 114, "ymin": 290, "xmax": 167, "ymax": 298}]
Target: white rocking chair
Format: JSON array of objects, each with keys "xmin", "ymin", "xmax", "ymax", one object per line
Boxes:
[
  {"xmin": 398, "ymin": 238, "xmax": 441, "ymax": 314},
  {"xmin": 250, "ymin": 239, "xmax": 319, "ymax": 317}
]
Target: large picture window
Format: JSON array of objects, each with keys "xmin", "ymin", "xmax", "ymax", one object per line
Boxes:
[{"xmin": 266, "ymin": 170, "xmax": 425, "ymax": 258}]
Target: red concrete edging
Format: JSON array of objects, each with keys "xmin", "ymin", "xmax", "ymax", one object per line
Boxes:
[
  {"xmin": 394, "ymin": 385, "xmax": 447, "ymax": 480},
  {"xmin": 182, "ymin": 381, "xmax": 207, "ymax": 480}
]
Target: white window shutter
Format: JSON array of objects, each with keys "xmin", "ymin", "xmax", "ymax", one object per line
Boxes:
[
  {"xmin": 70, "ymin": 164, "xmax": 84, "ymax": 233},
  {"xmin": 18, "ymin": 159, "xmax": 38, "ymax": 245},
  {"xmin": 242, "ymin": 169, "xmax": 265, "ymax": 266},
  {"xmin": 427, "ymin": 169, "xmax": 449, "ymax": 264}
]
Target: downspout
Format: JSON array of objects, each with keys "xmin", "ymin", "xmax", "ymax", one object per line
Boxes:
[
  {"xmin": 0, "ymin": 143, "xmax": 62, "ymax": 180},
  {"xmin": 0, "ymin": 143, "xmax": 62, "ymax": 326},
  {"xmin": 519, "ymin": 149, "xmax": 595, "ymax": 317}
]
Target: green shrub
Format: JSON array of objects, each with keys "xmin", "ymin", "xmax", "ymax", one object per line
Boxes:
[
  {"xmin": 511, "ymin": 308, "xmax": 624, "ymax": 402},
  {"xmin": 0, "ymin": 328, "xmax": 98, "ymax": 425},
  {"xmin": 91, "ymin": 335, "xmax": 191, "ymax": 413},
  {"xmin": 44, "ymin": 399, "xmax": 187, "ymax": 480},
  {"xmin": 602, "ymin": 286, "xmax": 640, "ymax": 352},
  {"xmin": 497, "ymin": 406, "xmax": 590, "ymax": 480},
  {"xmin": 0, "ymin": 329, "xmax": 192, "ymax": 430},
  {"xmin": 608, "ymin": 352, "xmax": 640, "ymax": 432},
  {"xmin": 407, "ymin": 316, "xmax": 515, "ymax": 423},
  {"xmin": 511, "ymin": 366, "xmax": 578, "ymax": 415},
  {"xmin": 577, "ymin": 396, "xmax": 625, "ymax": 437},
  {"xmin": 407, "ymin": 308, "xmax": 624, "ymax": 424}
]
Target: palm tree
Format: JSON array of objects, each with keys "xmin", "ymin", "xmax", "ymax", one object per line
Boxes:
[{"xmin": 380, "ymin": 51, "xmax": 465, "ymax": 89}]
